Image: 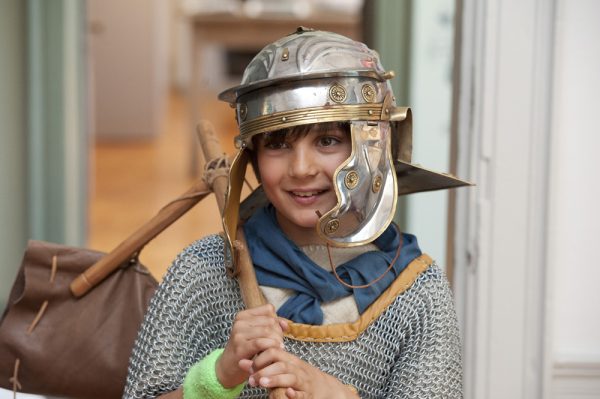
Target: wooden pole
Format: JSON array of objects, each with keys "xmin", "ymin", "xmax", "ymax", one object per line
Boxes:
[
  {"xmin": 196, "ymin": 121, "xmax": 286, "ymax": 399},
  {"xmin": 70, "ymin": 181, "xmax": 211, "ymax": 298}
]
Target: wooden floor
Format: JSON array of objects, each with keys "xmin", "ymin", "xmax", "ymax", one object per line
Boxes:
[{"xmin": 88, "ymin": 91, "xmax": 243, "ymax": 280}]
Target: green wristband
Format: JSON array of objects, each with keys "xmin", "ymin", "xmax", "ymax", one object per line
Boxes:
[{"xmin": 183, "ymin": 348, "xmax": 245, "ymax": 399}]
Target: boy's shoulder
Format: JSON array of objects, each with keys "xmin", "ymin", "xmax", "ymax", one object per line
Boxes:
[
  {"xmin": 160, "ymin": 234, "xmax": 227, "ymax": 280},
  {"xmin": 182, "ymin": 233, "xmax": 226, "ymax": 260},
  {"xmin": 401, "ymin": 258, "xmax": 456, "ymax": 312},
  {"xmin": 403, "ymin": 256, "xmax": 452, "ymax": 292},
  {"xmin": 151, "ymin": 233, "xmax": 242, "ymax": 307}
]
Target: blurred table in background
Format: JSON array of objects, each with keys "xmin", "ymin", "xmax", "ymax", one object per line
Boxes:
[
  {"xmin": 185, "ymin": 11, "xmax": 362, "ymax": 174},
  {"xmin": 190, "ymin": 12, "xmax": 361, "ymax": 49}
]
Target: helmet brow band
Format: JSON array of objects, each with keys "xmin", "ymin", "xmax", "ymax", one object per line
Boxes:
[{"xmin": 239, "ymin": 103, "xmax": 387, "ymax": 138}]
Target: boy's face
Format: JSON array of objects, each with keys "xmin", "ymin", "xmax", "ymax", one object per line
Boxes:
[{"xmin": 256, "ymin": 124, "xmax": 352, "ymax": 244}]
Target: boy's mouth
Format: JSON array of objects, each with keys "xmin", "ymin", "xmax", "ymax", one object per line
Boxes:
[
  {"xmin": 288, "ymin": 189, "xmax": 328, "ymax": 205},
  {"xmin": 291, "ymin": 190, "xmax": 324, "ymax": 197}
]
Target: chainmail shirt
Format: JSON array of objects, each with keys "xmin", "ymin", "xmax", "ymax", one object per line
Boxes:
[{"xmin": 124, "ymin": 235, "xmax": 462, "ymax": 398}]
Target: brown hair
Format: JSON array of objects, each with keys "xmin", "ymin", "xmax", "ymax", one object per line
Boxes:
[{"xmin": 255, "ymin": 121, "xmax": 350, "ymax": 148}]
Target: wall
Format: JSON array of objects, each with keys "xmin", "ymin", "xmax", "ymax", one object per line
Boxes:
[
  {"xmin": 88, "ymin": 0, "xmax": 169, "ymax": 140},
  {"xmin": 27, "ymin": 0, "xmax": 88, "ymax": 246},
  {"xmin": 453, "ymin": 0, "xmax": 600, "ymax": 398},
  {"xmin": 405, "ymin": 0, "xmax": 455, "ymax": 266},
  {"xmin": 373, "ymin": 0, "xmax": 456, "ymax": 267},
  {"xmin": 0, "ymin": 1, "xmax": 94, "ymax": 393},
  {"xmin": 0, "ymin": 0, "xmax": 28, "ymax": 312},
  {"xmin": 549, "ymin": 0, "xmax": 600, "ymax": 395},
  {"xmin": 452, "ymin": 0, "xmax": 556, "ymax": 397}
]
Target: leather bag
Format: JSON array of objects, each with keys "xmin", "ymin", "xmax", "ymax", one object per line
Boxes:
[
  {"xmin": 0, "ymin": 122, "xmax": 221, "ymax": 398},
  {"xmin": 0, "ymin": 241, "xmax": 157, "ymax": 398}
]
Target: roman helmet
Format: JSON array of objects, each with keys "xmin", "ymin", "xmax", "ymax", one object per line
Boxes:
[{"xmin": 218, "ymin": 27, "xmax": 469, "ymax": 264}]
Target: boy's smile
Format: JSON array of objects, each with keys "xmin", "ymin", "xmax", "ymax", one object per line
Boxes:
[
  {"xmin": 256, "ymin": 124, "xmax": 352, "ymax": 245},
  {"xmin": 289, "ymin": 189, "xmax": 326, "ymax": 205}
]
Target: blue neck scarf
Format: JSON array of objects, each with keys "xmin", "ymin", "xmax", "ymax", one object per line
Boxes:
[{"xmin": 243, "ymin": 205, "xmax": 421, "ymax": 325}]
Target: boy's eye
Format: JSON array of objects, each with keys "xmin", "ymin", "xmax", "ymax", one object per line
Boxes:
[
  {"xmin": 318, "ymin": 136, "xmax": 341, "ymax": 147},
  {"xmin": 263, "ymin": 141, "xmax": 289, "ymax": 150}
]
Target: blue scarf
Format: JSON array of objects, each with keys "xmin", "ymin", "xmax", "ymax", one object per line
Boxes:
[{"xmin": 243, "ymin": 205, "xmax": 421, "ymax": 325}]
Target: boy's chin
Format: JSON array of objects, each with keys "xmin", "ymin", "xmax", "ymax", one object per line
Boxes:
[
  {"xmin": 291, "ymin": 217, "xmax": 319, "ymax": 230},
  {"xmin": 278, "ymin": 212, "xmax": 318, "ymax": 231}
]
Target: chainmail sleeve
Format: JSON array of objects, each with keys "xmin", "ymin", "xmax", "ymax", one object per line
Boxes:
[
  {"xmin": 124, "ymin": 234, "xmax": 462, "ymax": 399},
  {"xmin": 123, "ymin": 235, "xmax": 244, "ymax": 398},
  {"xmin": 382, "ymin": 266, "xmax": 463, "ymax": 398}
]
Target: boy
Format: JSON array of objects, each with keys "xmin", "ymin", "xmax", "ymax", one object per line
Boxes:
[{"xmin": 124, "ymin": 28, "xmax": 468, "ymax": 399}]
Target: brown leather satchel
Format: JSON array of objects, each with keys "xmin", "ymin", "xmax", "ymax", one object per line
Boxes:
[
  {"xmin": 0, "ymin": 122, "xmax": 236, "ymax": 398},
  {"xmin": 0, "ymin": 178, "xmax": 213, "ymax": 398},
  {"xmin": 0, "ymin": 123, "xmax": 225, "ymax": 398},
  {"xmin": 0, "ymin": 241, "xmax": 157, "ymax": 398}
]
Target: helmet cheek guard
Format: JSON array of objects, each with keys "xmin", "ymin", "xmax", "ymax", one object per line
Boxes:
[{"xmin": 318, "ymin": 121, "xmax": 397, "ymax": 246}]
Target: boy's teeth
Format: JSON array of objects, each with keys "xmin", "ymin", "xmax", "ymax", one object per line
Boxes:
[{"xmin": 294, "ymin": 191, "xmax": 318, "ymax": 197}]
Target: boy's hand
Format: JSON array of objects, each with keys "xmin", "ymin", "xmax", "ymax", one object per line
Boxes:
[
  {"xmin": 240, "ymin": 348, "xmax": 360, "ymax": 399},
  {"xmin": 216, "ymin": 304, "xmax": 288, "ymax": 388}
]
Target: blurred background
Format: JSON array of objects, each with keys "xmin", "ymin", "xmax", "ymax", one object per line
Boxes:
[{"xmin": 1, "ymin": 0, "xmax": 599, "ymax": 398}]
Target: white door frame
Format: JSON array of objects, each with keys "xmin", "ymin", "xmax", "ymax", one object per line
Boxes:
[{"xmin": 451, "ymin": 0, "xmax": 556, "ymax": 398}]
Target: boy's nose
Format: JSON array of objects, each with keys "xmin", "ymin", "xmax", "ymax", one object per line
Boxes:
[{"xmin": 289, "ymin": 146, "xmax": 318, "ymax": 178}]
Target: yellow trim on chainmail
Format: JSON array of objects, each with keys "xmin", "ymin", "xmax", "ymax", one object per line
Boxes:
[{"xmin": 283, "ymin": 254, "xmax": 432, "ymax": 342}]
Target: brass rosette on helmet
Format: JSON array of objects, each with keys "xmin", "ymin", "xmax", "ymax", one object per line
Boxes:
[{"xmin": 218, "ymin": 28, "xmax": 470, "ymax": 260}]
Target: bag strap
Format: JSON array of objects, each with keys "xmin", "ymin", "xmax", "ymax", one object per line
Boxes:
[{"xmin": 70, "ymin": 122, "xmax": 224, "ymax": 298}]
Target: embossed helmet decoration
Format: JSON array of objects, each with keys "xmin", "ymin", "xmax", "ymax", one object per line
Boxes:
[{"xmin": 219, "ymin": 27, "xmax": 469, "ymax": 257}]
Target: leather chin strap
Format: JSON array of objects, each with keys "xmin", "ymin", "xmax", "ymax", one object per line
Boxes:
[{"xmin": 222, "ymin": 148, "xmax": 250, "ymax": 268}]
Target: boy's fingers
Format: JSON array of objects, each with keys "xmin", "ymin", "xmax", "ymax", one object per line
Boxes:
[
  {"xmin": 268, "ymin": 388, "xmax": 298, "ymax": 399},
  {"xmin": 233, "ymin": 316, "xmax": 285, "ymax": 339},
  {"xmin": 244, "ymin": 303, "xmax": 277, "ymax": 317},
  {"xmin": 278, "ymin": 318, "xmax": 289, "ymax": 332},
  {"xmin": 238, "ymin": 358, "xmax": 253, "ymax": 372},
  {"xmin": 252, "ymin": 347, "xmax": 293, "ymax": 370},
  {"xmin": 235, "ymin": 337, "xmax": 283, "ymax": 360},
  {"xmin": 234, "ymin": 306, "xmax": 280, "ymax": 326},
  {"xmin": 257, "ymin": 371, "xmax": 302, "ymax": 392},
  {"xmin": 249, "ymin": 315, "xmax": 285, "ymax": 329},
  {"xmin": 250, "ymin": 337, "xmax": 285, "ymax": 354},
  {"xmin": 238, "ymin": 326, "xmax": 283, "ymax": 346}
]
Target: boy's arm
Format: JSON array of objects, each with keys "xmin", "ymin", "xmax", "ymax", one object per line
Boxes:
[
  {"xmin": 123, "ymin": 236, "xmax": 243, "ymax": 398},
  {"xmin": 157, "ymin": 388, "xmax": 182, "ymax": 398},
  {"xmin": 383, "ymin": 264, "xmax": 463, "ymax": 399}
]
